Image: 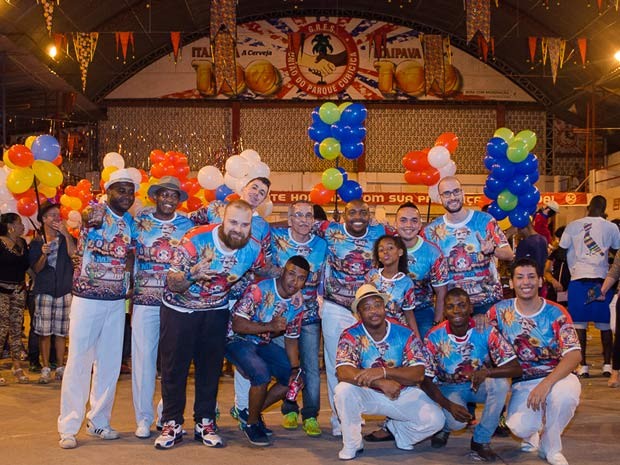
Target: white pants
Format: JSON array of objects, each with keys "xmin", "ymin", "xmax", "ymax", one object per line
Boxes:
[
  {"xmin": 506, "ymin": 374, "xmax": 581, "ymax": 457},
  {"xmin": 321, "ymin": 300, "xmax": 358, "ymax": 432},
  {"xmin": 131, "ymin": 304, "xmax": 160, "ymax": 426},
  {"xmin": 58, "ymin": 296, "xmax": 125, "ymax": 435},
  {"xmin": 334, "ymin": 382, "xmax": 444, "ymax": 451}
]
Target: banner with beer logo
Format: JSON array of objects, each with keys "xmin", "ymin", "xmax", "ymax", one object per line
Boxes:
[{"xmin": 107, "ymin": 17, "xmax": 533, "ymax": 102}]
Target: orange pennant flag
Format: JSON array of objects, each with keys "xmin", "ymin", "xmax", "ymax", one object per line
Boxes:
[
  {"xmin": 577, "ymin": 38, "xmax": 587, "ymax": 67},
  {"xmin": 170, "ymin": 32, "xmax": 181, "ymax": 63},
  {"xmin": 528, "ymin": 36, "xmax": 537, "ymax": 64}
]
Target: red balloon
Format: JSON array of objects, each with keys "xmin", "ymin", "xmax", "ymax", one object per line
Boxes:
[
  {"xmin": 65, "ymin": 185, "xmax": 79, "ymax": 197},
  {"xmin": 225, "ymin": 193, "xmax": 241, "ymax": 202},
  {"xmin": 186, "ymin": 196, "xmax": 203, "ymax": 211},
  {"xmin": 150, "ymin": 163, "xmax": 165, "ymax": 178},
  {"xmin": 434, "ymin": 132, "xmax": 459, "ymax": 153},
  {"xmin": 8, "ymin": 145, "xmax": 34, "ymax": 167},
  {"xmin": 17, "ymin": 197, "xmax": 37, "ymax": 216},
  {"xmin": 139, "ymin": 169, "xmax": 149, "ymax": 183},
  {"xmin": 163, "ymin": 163, "xmax": 177, "ymax": 177},
  {"xmin": 52, "ymin": 154, "xmax": 63, "ymax": 166},
  {"xmin": 175, "ymin": 164, "xmax": 190, "ymax": 179},
  {"xmin": 166, "ymin": 152, "xmax": 179, "ymax": 166},
  {"xmin": 309, "ymin": 183, "xmax": 334, "ymax": 205},
  {"xmin": 60, "ymin": 205, "xmax": 71, "ymax": 220},
  {"xmin": 422, "ymin": 168, "xmax": 441, "ymax": 186},
  {"xmin": 149, "ymin": 149, "xmax": 166, "ymax": 164},
  {"xmin": 77, "ymin": 179, "xmax": 92, "ymax": 192},
  {"xmin": 182, "ymin": 178, "xmax": 200, "ymax": 196},
  {"xmin": 174, "ymin": 154, "xmax": 189, "ymax": 167},
  {"xmin": 404, "ymin": 170, "xmax": 423, "ymax": 185},
  {"xmin": 203, "ymin": 189, "xmax": 216, "ymax": 202},
  {"xmin": 14, "ymin": 188, "xmax": 36, "ymax": 201},
  {"xmin": 37, "ymin": 192, "xmax": 47, "ymax": 204},
  {"xmin": 402, "ymin": 151, "xmax": 431, "ymax": 171}
]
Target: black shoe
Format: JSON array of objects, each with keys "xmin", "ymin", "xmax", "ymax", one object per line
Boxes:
[
  {"xmin": 471, "ymin": 439, "xmax": 499, "ymax": 462},
  {"xmin": 243, "ymin": 423, "xmax": 270, "ymax": 447},
  {"xmin": 363, "ymin": 428, "xmax": 395, "ymax": 442},
  {"xmin": 431, "ymin": 431, "xmax": 449, "ymax": 448},
  {"xmin": 29, "ymin": 363, "xmax": 42, "ymax": 373}
]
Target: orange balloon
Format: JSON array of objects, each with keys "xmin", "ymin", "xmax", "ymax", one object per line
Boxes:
[
  {"xmin": 203, "ymin": 189, "xmax": 216, "ymax": 202},
  {"xmin": 77, "ymin": 179, "xmax": 92, "ymax": 191},
  {"xmin": 309, "ymin": 183, "xmax": 334, "ymax": 205},
  {"xmin": 186, "ymin": 196, "xmax": 203, "ymax": 211},
  {"xmin": 52, "ymin": 154, "xmax": 63, "ymax": 166},
  {"xmin": 434, "ymin": 132, "xmax": 459, "ymax": 153},
  {"xmin": 150, "ymin": 163, "xmax": 165, "ymax": 179},
  {"xmin": 60, "ymin": 205, "xmax": 71, "ymax": 220},
  {"xmin": 149, "ymin": 149, "xmax": 166, "ymax": 164},
  {"xmin": 8, "ymin": 144, "xmax": 34, "ymax": 167},
  {"xmin": 17, "ymin": 197, "xmax": 37, "ymax": 216}
]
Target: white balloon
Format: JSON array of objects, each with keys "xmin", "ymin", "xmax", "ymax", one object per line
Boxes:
[
  {"xmin": 224, "ymin": 172, "xmax": 240, "ymax": 190},
  {"xmin": 427, "ymin": 146, "xmax": 451, "ymax": 169},
  {"xmin": 235, "ymin": 175, "xmax": 250, "ymax": 195},
  {"xmin": 0, "ymin": 197, "xmax": 17, "ymax": 213},
  {"xmin": 68, "ymin": 210, "xmax": 82, "ymax": 223},
  {"xmin": 103, "ymin": 152, "xmax": 125, "ymax": 169},
  {"xmin": 438, "ymin": 160, "xmax": 457, "ymax": 178},
  {"xmin": 429, "ymin": 184, "xmax": 440, "ymax": 203},
  {"xmin": 225, "ymin": 155, "xmax": 249, "ymax": 179},
  {"xmin": 239, "ymin": 149, "xmax": 261, "ymax": 164},
  {"xmin": 253, "ymin": 161, "xmax": 271, "ymax": 179},
  {"xmin": 126, "ymin": 167, "xmax": 142, "ymax": 185},
  {"xmin": 256, "ymin": 200, "xmax": 273, "ymax": 218},
  {"xmin": 66, "ymin": 219, "xmax": 79, "ymax": 229},
  {"xmin": 197, "ymin": 166, "xmax": 224, "ymax": 190}
]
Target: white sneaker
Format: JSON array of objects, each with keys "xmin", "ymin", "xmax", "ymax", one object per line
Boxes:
[
  {"xmin": 38, "ymin": 367, "xmax": 51, "ymax": 384},
  {"xmin": 55, "ymin": 366, "xmax": 65, "ymax": 381},
  {"xmin": 546, "ymin": 452, "xmax": 569, "ymax": 465},
  {"xmin": 602, "ymin": 364, "xmax": 613, "ymax": 377},
  {"xmin": 59, "ymin": 434, "xmax": 77, "ymax": 449},
  {"xmin": 154, "ymin": 420, "xmax": 183, "ymax": 449},
  {"xmin": 577, "ymin": 364, "xmax": 589, "ymax": 378},
  {"xmin": 87, "ymin": 421, "xmax": 120, "ymax": 440},
  {"xmin": 135, "ymin": 420, "xmax": 151, "ymax": 438},
  {"xmin": 194, "ymin": 418, "xmax": 224, "ymax": 448},
  {"xmin": 338, "ymin": 444, "xmax": 363, "ymax": 460},
  {"xmin": 520, "ymin": 432, "xmax": 540, "ymax": 452}
]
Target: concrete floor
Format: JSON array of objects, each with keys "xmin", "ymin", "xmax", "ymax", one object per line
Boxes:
[{"xmin": 1, "ymin": 332, "xmax": 620, "ymax": 465}]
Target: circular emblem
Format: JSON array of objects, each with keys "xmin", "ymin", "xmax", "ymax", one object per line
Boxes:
[
  {"xmin": 565, "ymin": 193, "xmax": 576, "ymax": 205},
  {"xmin": 286, "ymin": 22, "xmax": 359, "ymax": 96}
]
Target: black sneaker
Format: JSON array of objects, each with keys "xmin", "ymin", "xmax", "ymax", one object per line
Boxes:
[
  {"xmin": 471, "ymin": 439, "xmax": 499, "ymax": 462},
  {"xmin": 431, "ymin": 431, "xmax": 449, "ymax": 448},
  {"xmin": 243, "ymin": 423, "xmax": 270, "ymax": 447},
  {"xmin": 258, "ymin": 415, "xmax": 273, "ymax": 436},
  {"xmin": 29, "ymin": 363, "xmax": 42, "ymax": 373}
]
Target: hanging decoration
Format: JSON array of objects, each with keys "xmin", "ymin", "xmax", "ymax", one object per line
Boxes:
[
  {"xmin": 37, "ymin": 0, "xmax": 59, "ymax": 35},
  {"xmin": 420, "ymin": 34, "xmax": 447, "ymax": 95},
  {"xmin": 53, "ymin": 33, "xmax": 68, "ymax": 57},
  {"xmin": 577, "ymin": 37, "xmax": 587, "ymax": 67},
  {"xmin": 170, "ymin": 32, "xmax": 182, "ymax": 63},
  {"xmin": 72, "ymin": 32, "xmax": 99, "ymax": 92},
  {"xmin": 528, "ymin": 36, "xmax": 537, "ymax": 67},
  {"xmin": 543, "ymin": 37, "xmax": 566, "ymax": 84},
  {"xmin": 115, "ymin": 32, "xmax": 135, "ymax": 63},
  {"xmin": 210, "ymin": 0, "xmax": 239, "ymax": 95},
  {"xmin": 465, "ymin": 0, "xmax": 491, "ymax": 44}
]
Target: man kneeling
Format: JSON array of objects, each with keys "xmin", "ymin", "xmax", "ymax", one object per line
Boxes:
[
  {"xmin": 422, "ymin": 288, "xmax": 522, "ymax": 462},
  {"xmin": 334, "ymin": 284, "xmax": 444, "ymax": 460},
  {"xmin": 226, "ymin": 256, "xmax": 309, "ymax": 447}
]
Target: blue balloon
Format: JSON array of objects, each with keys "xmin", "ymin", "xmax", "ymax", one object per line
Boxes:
[
  {"xmin": 31, "ymin": 135, "xmax": 61, "ymax": 161},
  {"xmin": 337, "ymin": 180, "xmax": 363, "ymax": 202},
  {"xmin": 313, "ymin": 142, "xmax": 323, "ymax": 159},
  {"xmin": 330, "ymin": 122, "xmax": 353, "ymax": 142},
  {"xmin": 340, "ymin": 103, "xmax": 367, "ymax": 126},
  {"xmin": 483, "ymin": 155, "xmax": 496, "ymax": 171},
  {"xmin": 336, "ymin": 167, "xmax": 348, "ymax": 183},
  {"xmin": 349, "ymin": 125, "xmax": 367, "ymax": 142},
  {"xmin": 519, "ymin": 186, "xmax": 540, "ymax": 209},
  {"xmin": 528, "ymin": 170, "xmax": 540, "ymax": 184},
  {"xmin": 215, "ymin": 184, "xmax": 234, "ymax": 201},
  {"xmin": 485, "ymin": 175, "xmax": 503, "ymax": 197},
  {"xmin": 487, "ymin": 201, "xmax": 508, "ymax": 221},
  {"xmin": 308, "ymin": 121, "xmax": 331, "ymax": 142},
  {"xmin": 515, "ymin": 153, "xmax": 539, "ymax": 175},
  {"xmin": 483, "ymin": 185, "xmax": 499, "ymax": 201},
  {"xmin": 341, "ymin": 142, "xmax": 364, "ymax": 160},
  {"xmin": 311, "ymin": 107, "xmax": 322, "ymax": 124},
  {"xmin": 486, "ymin": 137, "xmax": 508, "ymax": 159},
  {"xmin": 509, "ymin": 207, "xmax": 530, "ymax": 228},
  {"xmin": 491, "ymin": 161, "xmax": 516, "ymax": 181},
  {"xmin": 508, "ymin": 174, "xmax": 531, "ymax": 195}
]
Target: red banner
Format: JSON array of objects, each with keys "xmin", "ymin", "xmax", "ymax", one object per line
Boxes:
[{"xmin": 269, "ymin": 191, "xmax": 588, "ymax": 206}]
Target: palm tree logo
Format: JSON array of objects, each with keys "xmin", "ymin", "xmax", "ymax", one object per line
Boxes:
[{"xmin": 311, "ymin": 34, "xmax": 333, "ymax": 84}]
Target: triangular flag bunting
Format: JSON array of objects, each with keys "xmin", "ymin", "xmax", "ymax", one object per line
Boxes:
[
  {"xmin": 420, "ymin": 34, "xmax": 447, "ymax": 95},
  {"xmin": 528, "ymin": 36, "xmax": 537, "ymax": 64},
  {"xmin": 465, "ymin": 0, "xmax": 491, "ymax": 44},
  {"xmin": 170, "ymin": 32, "xmax": 182, "ymax": 63},
  {"xmin": 577, "ymin": 37, "xmax": 587, "ymax": 67}
]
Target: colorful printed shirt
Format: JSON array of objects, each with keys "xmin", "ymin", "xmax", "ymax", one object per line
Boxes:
[
  {"xmin": 364, "ymin": 268, "xmax": 415, "ymax": 325},
  {"xmin": 425, "ymin": 320, "xmax": 517, "ymax": 384},
  {"xmin": 133, "ymin": 212, "xmax": 194, "ymax": 306},
  {"xmin": 318, "ymin": 221, "xmax": 388, "ymax": 309},
  {"xmin": 229, "ymin": 278, "xmax": 305, "ymax": 345},
  {"xmin": 423, "ymin": 210, "xmax": 508, "ymax": 306},
  {"xmin": 488, "ymin": 298, "xmax": 581, "ymax": 381},
  {"xmin": 73, "ymin": 205, "xmax": 134, "ymax": 301},
  {"xmin": 336, "ymin": 319, "xmax": 427, "ymax": 370},
  {"xmin": 270, "ymin": 227, "xmax": 327, "ymax": 325},
  {"xmin": 162, "ymin": 224, "xmax": 264, "ymax": 312},
  {"xmin": 405, "ymin": 237, "xmax": 449, "ymax": 311}
]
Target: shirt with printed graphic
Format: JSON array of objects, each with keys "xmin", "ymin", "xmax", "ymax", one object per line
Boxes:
[
  {"xmin": 318, "ymin": 221, "xmax": 388, "ymax": 308},
  {"xmin": 336, "ymin": 319, "xmax": 427, "ymax": 369},
  {"xmin": 270, "ymin": 227, "xmax": 327, "ymax": 325},
  {"xmin": 133, "ymin": 212, "xmax": 194, "ymax": 306},
  {"xmin": 364, "ymin": 268, "xmax": 415, "ymax": 325},
  {"xmin": 229, "ymin": 277, "xmax": 305, "ymax": 345},
  {"xmin": 488, "ymin": 298, "xmax": 581, "ymax": 381},
  {"xmin": 162, "ymin": 224, "xmax": 264, "ymax": 311},
  {"xmin": 405, "ymin": 237, "xmax": 449, "ymax": 311},
  {"xmin": 424, "ymin": 320, "xmax": 517, "ymax": 384},
  {"xmin": 73, "ymin": 205, "xmax": 134, "ymax": 301},
  {"xmin": 423, "ymin": 210, "xmax": 508, "ymax": 306}
]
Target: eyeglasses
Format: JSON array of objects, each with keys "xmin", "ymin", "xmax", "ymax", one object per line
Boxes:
[
  {"xmin": 291, "ymin": 212, "xmax": 314, "ymax": 220},
  {"xmin": 439, "ymin": 188, "xmax": 463, "ymax": 199}
]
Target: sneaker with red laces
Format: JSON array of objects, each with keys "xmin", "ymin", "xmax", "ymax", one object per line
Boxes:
[
  {"xmin": 154, "ymin": 420, "xmax": 183, "ymax": 449},
  {"xmin": 194, "ymin": 418, "xmax": 224, "ymax": 447}
]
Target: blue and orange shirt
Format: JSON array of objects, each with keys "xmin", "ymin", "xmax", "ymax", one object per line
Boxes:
[
  {"xmin": 405, "ymin": 237, "xmax": 449, "ymax": 310},
  {"xmin": 364, "ymin": 268, "xmax": 415, "ymax": 325}
]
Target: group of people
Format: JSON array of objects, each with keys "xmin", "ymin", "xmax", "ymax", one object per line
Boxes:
[{"xmin": 3, "ymin": 168, "xmax": 616, "ymax": 465}]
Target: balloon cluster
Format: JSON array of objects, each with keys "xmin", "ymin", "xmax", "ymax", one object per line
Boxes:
[
  {"xmin": 59, "ymin": 179, "xmax": 94, "ymax": 236},
  {"xmin": 0, "ymin": 135, "xmax": 64, "ymax": 233},
  {"xmin": 307, "ymin": 102, "xmax": 367, "ymax": 205},
  {"xmin": 483, "ymin": 128, "xmax": 540, "ymax": 229},
  {"xmin": 402, "ymin": 132, "xmax": 458, "ymax": 202}
]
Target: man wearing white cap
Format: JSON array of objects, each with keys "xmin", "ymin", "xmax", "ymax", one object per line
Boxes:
[
  {"xmin": 58, "ymin": 168, "xmax": 140, "ymax": 449},
  {"xmin": 333, "ymin": 284, "xmax": 444, "ymax": 460},
  {"xmin": 131, "ymin": 176, "xmax": 194, "ymax": 439},
  {"xmin": 533, "ymin": 200, "xmax": 560, "ymax": 245}
]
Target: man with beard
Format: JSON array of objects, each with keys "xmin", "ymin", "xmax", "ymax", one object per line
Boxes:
[
  {"xmin": 317, "ymin": 199, "xmax": 389, "ymax": 436},
  {"xmin": 489, "ymin": 258, "xmax": 581, "ymax": 465},
  {"xmin": 423, "ymin": 176, "xmax": 514, "ymax": 316},
  {"xmin": 58, "ymin": 169, "xmax": 139, "ymax": 449},
  {"xmin": 226, "ymin": 256, "xmax": 309, "ymax": 446},
  {"xmin": 131, "ymin": 177, "xmax": 194, "ymax": 439},
  {"xmin": 154, "ymin": 200, "xmax": 263, "ymax": 450}
]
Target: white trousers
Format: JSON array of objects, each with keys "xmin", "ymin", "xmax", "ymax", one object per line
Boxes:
[
  {"xmin": 334, "ymin": 382, "xmax": 444, "ymax": 451},
  {"xmin": 506, "ymin": 373, "xmax": 581, "ymax": 457},
  {"xmin": 131, "ymin": 304, "xmax": 160, "ymax": 426},
  {"xmin": 58, "ymin": 296, "xmax": 125, "ymax": 435},
  {"xmin": 321, "ymin": 300, "xmax": 358, "ymax": 432}
]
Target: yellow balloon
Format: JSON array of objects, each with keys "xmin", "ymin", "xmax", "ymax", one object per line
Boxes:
[
  {"xmin": 6, "ymin": 167, "xmax": 34, "ymax": 194},
  {"xmin": 25, "ymin": 136, "xmax": 37, "ymax": 150},
  {"xmin": 101, "ymin": 166, "xmax": 118, "ymax": 182},
  {"xmin": 60, "ymin": 194, "xmax": 73, "ymax": 207},
  {"xmin": 32, "ymin": 159, "xmax": 63, "ymax": 188},
  {"xmin": 498, "ymin": 217, "xmax": 512, "ymax": 230},
  {"xmin": 69, "ymin": 197, "xmax": 82, "ymax": 210},
  {"xmin": 3, "ymin": 151, "xmax": 18, "ymax": 169},
  {"xmin": 37, "ymin": 183, "xmax": 57, "ymax": 198}
]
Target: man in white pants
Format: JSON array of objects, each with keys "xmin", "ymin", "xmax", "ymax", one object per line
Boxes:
[
  {"xmin": 317, "ymin": 199, "xmax": 388, "ymax": 436},
  {"xmin": 131, "ymin": 177, "xmax": 193, "ymax": 438},
  {"xmin": 58, "ymin": 169, "xmax": 139, "ymax": 449},
  {"xmin": 334, "ymin": 284, "xmax": 443, "ymax": 460},
  {"xmin": 488, "ymin": 257, "xmax": 581, "ymax": 465}
]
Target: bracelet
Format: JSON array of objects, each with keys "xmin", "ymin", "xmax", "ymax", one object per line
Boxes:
[{"xmin": 382, "ymin": 366, "xmax": 387, "ymax": 379}]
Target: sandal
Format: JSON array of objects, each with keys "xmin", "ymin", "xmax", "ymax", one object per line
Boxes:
[
  {"xmin": 0, "ymin": 377, "xmax": 7, "ymax": 386},
  {"xmin": 608, "ymin": 370, "xmax": 620, "ymax": 388},
  {"xmin": 13, "ymin": 369, "xmax": 30, "ymax": 384}
]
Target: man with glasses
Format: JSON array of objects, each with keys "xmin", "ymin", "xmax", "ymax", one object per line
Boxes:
[{"xmin": 423, "ymin": 176, "xmax": 514, "ymax": 316}]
